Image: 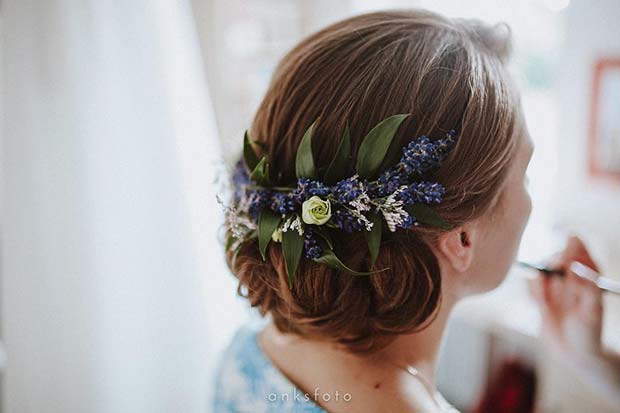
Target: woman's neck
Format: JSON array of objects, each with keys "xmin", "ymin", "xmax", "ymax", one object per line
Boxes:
[
  {"xmin": 258, "ymin": 290, "xmax": 459, "ymax": 412},
  {"xmin": 369, "ymin": 292, "xmax": 457, "ymax": 385}
]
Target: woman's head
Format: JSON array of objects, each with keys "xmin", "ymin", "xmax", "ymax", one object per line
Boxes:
[{"xmin": 229, "ymin": 9, "xmax": 531, "ymax": 352}]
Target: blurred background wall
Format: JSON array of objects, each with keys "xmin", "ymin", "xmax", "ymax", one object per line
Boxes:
[
  {"xmin": 1, "ymin": 0, "xmax": 619, "ymax": 412},
  {"xmin": 1, "ymin": 1, "xmax": 234, "ymax": 412},
  {"xmin": 555, "ymin": 0, "xmax": 620, "ymax": 264}
]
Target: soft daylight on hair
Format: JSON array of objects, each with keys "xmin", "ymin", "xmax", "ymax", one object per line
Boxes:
[{"xmin": 227, "ymin": 9, "xmax": 518, "ymax": 353}]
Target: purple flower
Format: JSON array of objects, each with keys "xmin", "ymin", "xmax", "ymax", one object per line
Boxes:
[
  {"xmin": 398, "ymin": 130, "xmax": 457, "ymax": 176},
  {"xmin": 368, "ymin": 168, "xmax": 408, "ymax": 197},
  {"xmin": 247, "ymin": 189, "xmax": 272, "ymax": 219},
  {"xmin": 232, "ymin": 158, "xmax": 250, "ymax": 203},
  {"xmin": 331, "ymin": 207, "xmax": 366, "ymax": 232},
  {"xmin": 270, "ymin": 192, "xmax": 296, "ymax": 214},
  {"xmin": 399, "ymin": 181, "xmax": 445, "ymax": 205},
  {"xmin": 332, "ymin": 175, "xmax": 365, "ymax": 203},
  {"xmin": 303, "ymin": 229, "xmax": 322, "ymax": 259},
  {"xmin": 292, "ymin": 178, "xmax": 330, "ymax": 203},
  {"xmin": 397, "ymin": 214, "xmax": 416, "ymax": 229}
]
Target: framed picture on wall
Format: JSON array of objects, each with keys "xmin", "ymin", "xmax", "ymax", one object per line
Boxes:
[{"xmin": 589, "ymin": 59, "xmax": 620, "ymax": 182}]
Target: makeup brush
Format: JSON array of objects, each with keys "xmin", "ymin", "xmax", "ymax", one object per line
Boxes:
[{"xmin": 516, "ymin": 261, "xmax": 620, "ymax": 296}]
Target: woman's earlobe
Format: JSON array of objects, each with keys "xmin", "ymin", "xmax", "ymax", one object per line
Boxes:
[{"xmin": 438, "ymin": 228, "xmax": 475, "ymax": 272}]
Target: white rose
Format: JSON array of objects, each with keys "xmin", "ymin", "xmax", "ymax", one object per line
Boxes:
[{"xmin": 301, "ymin": 195, "xmax": 332, "ymax": 225}]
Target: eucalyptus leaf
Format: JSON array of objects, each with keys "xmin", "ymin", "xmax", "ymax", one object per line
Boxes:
[
  {"xmin": 405, "ymin": 203, "xmax": 452, "ymax": 230},
  {"xmin": 364, "ymin": 212, "xmax": 383, "ymax": 268},
  {"xmin": 323, "ymin": 123, "xmax": 351, "ymax": 184},
  {"xmin": 282, "ymin": 228, "xmax": 304, "ymax": 288},
  {"xmin": 356, "ymin": 114, "xmax": 410, "ymax": 179},
  {"xmin": 250, "ymin": 156, "xmax": 271, "ymax": 186},
  {"xmin": 243, "ymin": 130, "xmax": 260, "ymax": 171},
  {"xmin": 258, "ymin": 210, "xmax": 281, "ymax": 261},
  {"xmin": 295, "ymin": 120, "xmax": 318, "ymax": 179}
]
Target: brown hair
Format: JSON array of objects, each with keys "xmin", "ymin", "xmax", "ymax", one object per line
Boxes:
[{"xmin": 227, "ymin": 9, "xmax": 518, "ymax": 353}]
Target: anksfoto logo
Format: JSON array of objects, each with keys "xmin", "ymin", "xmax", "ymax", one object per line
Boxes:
[{"xmin": 268, "ymin": 387, "xmax": 353, "ymax": 403}]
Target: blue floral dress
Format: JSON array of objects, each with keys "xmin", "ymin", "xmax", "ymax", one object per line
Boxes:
[{"xmin": 212, "ymin": 321, "xmax": 326, "ymax": 413}]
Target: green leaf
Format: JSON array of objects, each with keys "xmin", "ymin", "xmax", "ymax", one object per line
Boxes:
[
  {"xmin": 225, "ymin": 233, "xmax": 236, "ymax": 251},
  {"xmin": 313, "ymin": 226, "xmax": 334, "ymax": 249},
  {"xmin": 243, "ymin": 130, "xmax": 260, "ymax": 171},
  {"xmin": 295, "ymin": 120, "xmax": 318, "ymax": 179},
  {"xmin": 250, "ymin": 156, "xmax": 271, "ymax": 186},
  {"xmin": 405, "ymin": 204, "xmax": 452, "ymax": 230},
  {"xmin": 250, "ymin": 139, "xmax": 267, "ymax": 150},
  {"xmin": 314, "ymin": 241, "xmax": 389, "ymax": 276},
  {"xmin": 379, "ymin": 125, "xmax": 410, "ymax": 172},
  {"xmin": 364, "ymin": 212, "xmax": 383, "ymax": 268},
  {"xmin": 258, "ymin": 210, "xmax": 281, "ymax": 261},
  {"xmin": 356, "ymin": 114, "xmax": 410, "ymax": 179},
  {"xmin": 323, "ymin": 123, "xmax": 351, "ymax": 184},
  {"xmin": 282, "ymin": 228, "xmax": 304, "ymax": 288},
  {"xmin": 230, "ymin": 243, "xmax": 242, "ymax": 271}
]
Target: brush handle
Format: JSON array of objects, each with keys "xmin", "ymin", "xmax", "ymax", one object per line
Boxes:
[
  {"xmin": 516, "ymin": 261, "xmax": 564, "ymax": 275},
  {"xmin": 516, "ymin": 261, "xmax": 620, "ymax": 296},
  {"xmin": 570, "ymin": 261, "xmax": 620, "ymax": 295}
]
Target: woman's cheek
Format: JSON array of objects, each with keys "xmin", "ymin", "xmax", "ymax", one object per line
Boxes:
[
  {"xmin": 523, "ymin": 189, "xmax": 532, "ymax": 222},
  {"xmin": 523, "ymin": 187, "xmax": 533, "ymax": 225},
  {"xmin": 523, "ymin": 173, "xmax": 533, "ymax": 221}
]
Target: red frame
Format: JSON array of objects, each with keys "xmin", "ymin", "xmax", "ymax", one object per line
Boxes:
[{"xmin": 588, "ymin": 58, "xmax": 620, "ymax": 183}]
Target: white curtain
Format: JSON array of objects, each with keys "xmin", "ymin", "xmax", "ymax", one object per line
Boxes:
[{"xmin": 2, "ymin": 1, "xmax": 246, "ymax": 411}]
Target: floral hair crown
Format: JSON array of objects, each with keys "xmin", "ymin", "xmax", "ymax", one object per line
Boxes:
[{"xmin": 220, "ymin": 114, "xmax": 457, "ymax": 287}]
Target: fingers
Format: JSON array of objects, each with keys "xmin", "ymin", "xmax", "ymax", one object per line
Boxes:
[
  {"xmin": 534, "ymin": 259, "xmax": 602, "ymax": 318},
  {"xmin": 545, "ymin": 273, "xmax": 576, "ymax": 310},
  {"xmin": 528, "ymin": 276, "xmax": 550, "ymax": 314},
  {"xmin": 527, "ymin": 277, "xmax": 542, "ymax": 303},
  {"xmin": 567, "ymin": 261, "xmax": 603, "ymax": 319},
  {"xmin": 528, "ymin": 274, "xmax": 565, "ymax": 340},
  {"xmin": 531, "ymin": 238, "xmax": 605, "ymax": 358},
  {"xmin": 555, "ymin": 237, "xmax": 601, "ymax": 310},
  {"xmin": 561, "ymin": 236, "xmax": 599, "ymax": 272},
  {"xmin": 532, "ymin": 236, "xmax": 603, "ymax": 320},
  {"xmin": 530, "ymin": 272, "xmax": 569, "ymax": 323}
]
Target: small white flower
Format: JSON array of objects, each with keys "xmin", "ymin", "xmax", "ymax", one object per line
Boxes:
[
  {"xmin": 271, "ymin": 227, "xmax": 282, "ymax": 243},
  {"xmin": 281, "ymin": 215, "xmax": 304, "ymax": 236},
  {"xmin": 349, "ymin": 192, "xmax": 371, "ymax": 213},
  {"xmin": 217, "ymin": 194, "xmax": 256, "ymax": 241},
  {"xmin": 382, "ymin": 209, "xmax": 407, "ymax": 232},
  {"xmin": 301, "ymin": 196, "xmax": 332, "ymax": 225},
  {"xmin": 376, "ymin": 185, "xmax": 409, "ymax": 232}
]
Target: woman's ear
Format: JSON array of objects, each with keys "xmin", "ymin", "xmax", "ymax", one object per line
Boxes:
[{"xmin": 437, "ymin": 225, "xmax": 477, "ymax": 272}]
